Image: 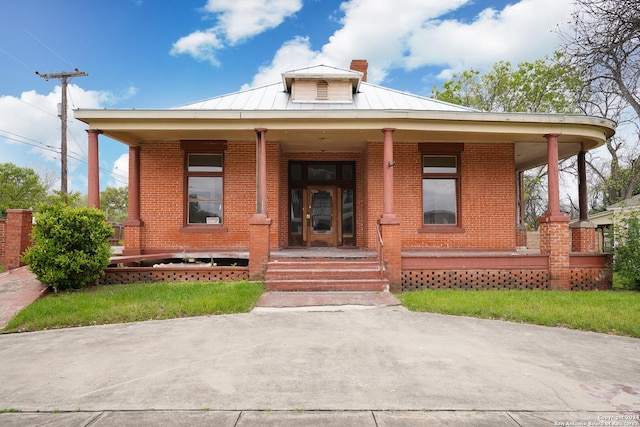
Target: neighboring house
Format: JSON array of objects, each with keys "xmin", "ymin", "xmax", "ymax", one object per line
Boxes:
[
  {"xmin": 580, "ymin": 194, "xmax": 640, "ymax": 251},
  {"xmin": 75, "ymin": 60, "xmax": 616, "ymax": 291}
]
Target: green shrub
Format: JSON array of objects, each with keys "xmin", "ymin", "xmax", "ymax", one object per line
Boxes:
[
  {"xmin": 22, "ymin": 203, "xmax": 113, "ymax": 292},
  {"xmin": 612, "ymin": 210, "xmax": 640, "ymax": 290}
]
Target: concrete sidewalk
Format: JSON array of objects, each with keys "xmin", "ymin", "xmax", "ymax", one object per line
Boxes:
[{"xmin": 1, "ymin": 306, "xmax": 638, "ymax": 426}]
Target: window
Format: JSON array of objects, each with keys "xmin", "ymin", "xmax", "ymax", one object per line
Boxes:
[
  {"xmin": 181, "ymin": 140, "xmax": 226, "ymax": 226},
  {"xmin": 420, "ymin": 144, "xmax": 463, "ymax": 227},
  {"xmin": 316, "ymin": 80, "xmax": 329, "ymax": 100}
]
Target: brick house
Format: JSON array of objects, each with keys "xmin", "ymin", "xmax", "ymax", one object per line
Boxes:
[{"xmin": 75, "ymin": 61, "xmax": 616, "ymax": 291}]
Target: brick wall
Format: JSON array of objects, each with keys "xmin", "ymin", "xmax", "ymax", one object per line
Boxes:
[
  {"xmin": 136, "ymin": 140, "xmax": 264, "ymax": 253},
  {"xmin": 539, "ymin": 219, "xmax": 571, "ymax": 290},
  {"xmin": 4, "ymin": 210, "xmax": 33, "ymax": 270},
  {"xmin": 133, "ymin": 140, "xmax": 517, "ymax": 254},
  {"xmin": 395, "ymin": 142, "xmax": 516, "ymax": 250},
  {"xmin": 0, "ymin": 218, "xmax": 5, "ymax": 266}
]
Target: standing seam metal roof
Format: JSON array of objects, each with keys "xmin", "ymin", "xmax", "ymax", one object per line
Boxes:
[{"xmin": 176, "ymin": 67, "xmax": 475, "ymax": 113}]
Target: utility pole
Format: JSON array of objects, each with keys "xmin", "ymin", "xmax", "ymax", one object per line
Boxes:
[{"xmin": 36, "ymin": 68, "xmax": 88, "ymax": 195}]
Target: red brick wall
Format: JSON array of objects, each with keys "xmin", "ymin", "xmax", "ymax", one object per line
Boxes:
[
  {"xmin": 365, "ymin": 142, "xmax": 383, "ymax": 249},
  {"xmin": 389, "ymin": 142, "xmax": 516, "ymax": 250},
  {"xmin": 5, "ymin": 210, "xmax": 33, "ymax": 270},
  {"xmin": 134, "ymin": 140, "xmax": 516, "ymax": 253},
  {"xmin": 0, "ymin": 218, "xmax": 6, "ymax": 266},
  {"xmin": 539, "ymin": 219, "xmax": 571, "ymax": 290},
  {"xmin": 136, "ymin": 141, "xmax": 256, "ymax": 252},
  {"xmin": 570, "ymin": 225, "xmax": 597, "ymax": 253}
]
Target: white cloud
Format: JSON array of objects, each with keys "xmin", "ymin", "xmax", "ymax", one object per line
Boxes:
[
  {"xmin": 0, "ymin": 84, "xmax": 124, "ymax": 193},
  {"xmin": 405, "ymin": 0, "xmax": 574, "ymax": 77},
  {"xmin": 170, "ymin": 30, "xmax": 223, "ymax": 66},
  {"xmin": 205, "ymin": 0, "xmax": 302, "ymax": 44},
  {"xmin": 110, "ymin": 153, "xmax": 129, "ymax": 189},
  {"xmin": 171, "ymin": 0, "xmax": 302, "ymax": 64},
  {"xmin": 241, "ymin": 36, "xmax": 321, "ymax": 89},
  {"xmin": 322, "ymin": 0, "xmax": 470, "ymax": 83},
  {"xmin": 245, "ymin": 0, "xmax": 574, "ymax": 88}
]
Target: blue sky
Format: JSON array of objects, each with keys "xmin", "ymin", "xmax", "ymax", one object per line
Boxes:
[{"xmin": 0, "ymin": 0, "xmax": 575, "ymax": 193}]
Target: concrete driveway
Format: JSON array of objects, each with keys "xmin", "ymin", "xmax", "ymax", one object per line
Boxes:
[{"xmin": 0, "ymin": 306, "xmax": 638, "ymax": 426}]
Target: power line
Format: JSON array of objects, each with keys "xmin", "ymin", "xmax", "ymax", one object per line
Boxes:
[
  {"xmin": 36, "ymin": 69, "xmax": 88, "ymax": 195},
  {"xmin": 23, "ymin": 28, "xmax": 74, "ymax": 68},
  {"xmin": 0, "ymin": 46, "xmax": 31, "ymax": 71},
  {"xmin": 0, "ymin": 129, "xmax": 128, "ymax": 186}
]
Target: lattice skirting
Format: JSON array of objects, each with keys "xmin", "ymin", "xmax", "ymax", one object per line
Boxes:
[
  {"xmin": 401, "ymin": 269, "xmax": 550, "ymax": 292},
  {"xmin": 570, "ymin": 267, "xmax": 612, "ymax": 291},
  {"xmin": 99, "ymin": 267, "xmax": 250, "ymax": 285}
]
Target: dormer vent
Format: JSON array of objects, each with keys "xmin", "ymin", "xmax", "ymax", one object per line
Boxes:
[{"xmin": 316, "ymin": 80, "xmax": 329, "ymax": 100}]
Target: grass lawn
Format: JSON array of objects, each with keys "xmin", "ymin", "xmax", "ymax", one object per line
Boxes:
[
  {"xmin": 3, "ymin": 279, "xmax": 639, "ymax": 339},
  {"xmin": 1, "ymin": 280, "xmax": 264, "ymax": 334},
  {"xmin": 398, "ymin": 289, "xmax": 640, "ymax": 338}
]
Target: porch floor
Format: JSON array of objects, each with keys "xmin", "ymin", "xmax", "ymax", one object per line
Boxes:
[{"xmin": 270, "ymin": 247, "xmax": 378, "ymax": 259}]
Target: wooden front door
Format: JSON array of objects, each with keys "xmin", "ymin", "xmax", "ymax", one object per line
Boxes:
[{"xmin": 308, "ymin": 186, "xmax": 337, "ymax": 247}]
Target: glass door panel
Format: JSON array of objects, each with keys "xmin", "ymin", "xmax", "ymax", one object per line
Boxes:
[
  {"xmin": 308, "ymin": 187, "xmax": 336, "ymax": 247},
  {"xmin": 342, "ymin": 188, "xmax": 355, "ymax": 246}
]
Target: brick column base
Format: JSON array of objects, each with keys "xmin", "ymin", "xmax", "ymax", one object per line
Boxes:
[
  {"xmin": 539, "ymin": 217, "xmax": 571, "ymax": 290},
  {"xmin": 516, "ymin": 225, "xmax": 528, "ymax": 248},
  {"xmin": 379, "ymin": 216, "xmax": 402, "ymax": 291},
  {"xmin": 249, "ymin": 214, "xmax": 271, "ymax": 280},
  {"xmin": 5, "ymin": 209, "xmax": 33, "ymax": 270},
  {"xmin": 122, "ymin": 220, "xmax": 144, "ymax": 256},
  {"xmin": 570, "ymin": 221, "xmax": 597, "ymax": 253}
]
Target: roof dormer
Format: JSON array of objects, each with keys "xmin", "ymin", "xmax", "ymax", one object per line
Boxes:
[{"xmin": 281, "ymin": 64, "xmax": 364, "ymax": 103}]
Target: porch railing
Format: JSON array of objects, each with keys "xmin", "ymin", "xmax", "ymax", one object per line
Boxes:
[{"xmin": 376, "ymin": 223, "xmax": 385, "ymax": 279}]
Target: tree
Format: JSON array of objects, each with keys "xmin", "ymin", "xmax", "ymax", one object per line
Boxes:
[
  {"xmin": 431, "ymin": 54, "xmax": 583, "ymax": 228},
  {"xmin": 560, "ymin": 0, "xmax": 640, "ymax": 205},
  {"xmin": 100, "ymin": 186, "xmax": 128, "ymax": 222},
  {"xmin": 611, "ymin": 209, "xmax": 640, "ymax": 290},
  {"xmin": 431, "ymin": 53, "xmax": 583, "ymax": 114},
  {"xmin": 22, "ymin": 202, "xmax": 113, "ymax": 292},
  {"xmin": 0, "ymin": 163, "xmax": 48, "ymax": 218}
]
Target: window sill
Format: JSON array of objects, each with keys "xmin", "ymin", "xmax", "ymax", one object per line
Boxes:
[
  {"xmin": 419, "ymin": 226, "xmax": 465, "ymax": 234},
  {"xmin": 180, "ymin": 225, "xmax": 228, "ymax": 233}
]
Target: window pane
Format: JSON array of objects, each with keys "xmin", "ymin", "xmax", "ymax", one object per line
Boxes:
[
  {"xmin": 423, "ymin": 156, "xmax": 456, "ymax": 174},
  {"xmin": 312, "ymin": 190, "xmax": 332, "ymax": 232},
  {"xmin": 308, "ymin": 164, "xmax": 337, "ymax": 181},
  {"xmin": 342, "ymin": 189, "xmax": 354, "ymax": 236},
  {"xmin": 342, "ymin": 164, "xmax": 354, "ymax": 181},
  {"xmin": 290, "ymin": 188, "xmax": 303, "ymax": 235},
  {"xmin": 188, "ymin": 176, "xmax": 222, "ymax": 224},
  {"xmin": 189, "ymin": 201, "xmax": 222, "ymax": 224},
  {"xmin": 188, "ymin": 177, "xmax": 222, "ymax": 200},
  {"xmin": 290, "ymin": 163, "xmax": 302, "ymax": 181},
  {"xmin": 423, "ymin": 178, "xmax": 457, "ymax": 225},
  {"xmin": 188, "ymin": 154, "xmax": 222, "ymax": 172}
]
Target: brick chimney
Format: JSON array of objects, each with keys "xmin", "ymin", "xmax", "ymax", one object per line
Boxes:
[{"xmin": 350, "ymin": 59, "xmax": 368, "ymax": 82}]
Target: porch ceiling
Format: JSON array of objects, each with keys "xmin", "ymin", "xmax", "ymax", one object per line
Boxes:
[{"xmin": 75, "ymin": 109, "xmax": 615, "ymax": 171}]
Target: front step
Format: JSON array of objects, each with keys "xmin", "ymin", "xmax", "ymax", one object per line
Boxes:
[{"xmin": 265, "ymin": 257, "xmax": 389, "ymax": 292}]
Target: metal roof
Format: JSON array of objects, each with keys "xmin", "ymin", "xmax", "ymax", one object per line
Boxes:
[{"xmin": 177, "ymin": 65, "xmax": 474, "ymax": 113}]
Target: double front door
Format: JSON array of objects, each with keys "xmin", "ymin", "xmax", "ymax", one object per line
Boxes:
[{"xmin": 288, "ymin": 161, "xmax": 355, "ymax": 247}]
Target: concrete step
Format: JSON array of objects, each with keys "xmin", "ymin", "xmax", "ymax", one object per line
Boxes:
[
  {"xmin": 265, "ymin": 267, "xmax": 382, "ymax": 281},
  {"xmin": 265, "ymin": 256, "xmax": 388, "ymax": 292},
  {"xmin": 265, "ymin": 279, "xmax": 389, "ymax": 292}
]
